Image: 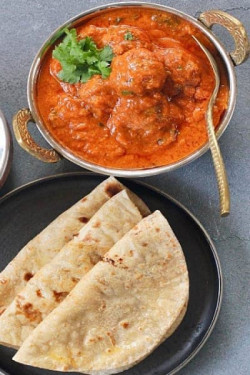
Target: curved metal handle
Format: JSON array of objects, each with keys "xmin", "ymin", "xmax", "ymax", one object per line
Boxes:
[
  {"xmin": 207, "ymin": 115, "xmax": 230, "ymax": 217},
  {"xmin": 199, "ymin": 9, "xmax": 249, "ymax": 65},
  {"xmin": 192, "ymin": 36, "xmax": 230, "ymax": 216},
  {"xmin": 13, "ymin": 108, "xmax": 61, "ymax": 163}
]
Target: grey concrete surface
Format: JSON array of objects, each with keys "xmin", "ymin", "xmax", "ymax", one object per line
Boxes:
[{"xmin": 0, "ymin": 0, "xmax": 249, "ymax": 374}]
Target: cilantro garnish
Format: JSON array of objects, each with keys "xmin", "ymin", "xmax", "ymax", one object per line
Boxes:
[
  {"xmin": 124, "ymin": 31, "xmax": 134, "ymax": 41},
  {"xmin": 52, "ymin": 28, "xmax": 114, "ymax": 83}
]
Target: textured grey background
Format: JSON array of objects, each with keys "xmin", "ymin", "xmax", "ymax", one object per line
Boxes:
[{"xmin": 0, "ymin": 0, "xmax": 250, "ymax": 374}]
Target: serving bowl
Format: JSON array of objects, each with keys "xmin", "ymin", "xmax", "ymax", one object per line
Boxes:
[
  {"xmin": 13, "ymin": 2, "xmax": 249, "ymax": 177},
  {"xmin": 0, "ymin": 110, "xmax": 12, "ymax": 188}
]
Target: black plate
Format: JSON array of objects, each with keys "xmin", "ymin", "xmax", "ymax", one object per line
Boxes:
[{"xmin": 0, "ymin": 173, "xmax": 222, "ymax": 375}]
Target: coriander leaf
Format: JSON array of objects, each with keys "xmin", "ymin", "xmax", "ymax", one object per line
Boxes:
[
  {"xmin": 124, "ymin": 31, "xmax": 134, "ymax": 40},
  {"xmin": 80, "ymin": 70, "xmax": 92, "ymax": 83},
  {"xmin": 86, "ymin": 55, "xmax": 99, "ymax": 64},
  {"xmin": 97, "ymin": 61, "xmax": 111, "ymax": 78},
  {"xmin": 52, "ymin": 28, "xmax": 114, "ymax": 84},
  {"xmin": 99, "ymin": 46, "xmax": 114, "ymax": 62}
]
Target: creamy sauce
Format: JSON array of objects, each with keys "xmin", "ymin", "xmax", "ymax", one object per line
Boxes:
[{"xmin": 36, "ymin": 8, "xmax": 229, "ymax": 169}]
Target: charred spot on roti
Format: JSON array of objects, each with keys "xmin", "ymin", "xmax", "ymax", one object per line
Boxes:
[
  {"xmin": 71, "ymin": 276, "xmax": 80, "ymax": 283},
  {"xmin": 0, "ymin": 278, "xmax": 8, "ymax": 285},
  {"xmin": 121, "ymin": 322, "xmax": 129, "ymax": 329},
  {"xmin": 142, "ymin": 242, "xmax": 148, "ymax": 247},
  {"xmin": 129, "ymin": 250, "xmax": 134, "ymax": 256},
  {"xmin": 53, "ymin": 290, "xmax": 69, "ymax": 302},
  {"xmin": 0, "ymin": 307, "xmax": 6, "ymax": 315},
  {"xmin": 105, "ymin": 183, "xmax": 122, "ymax": 197},
  {"xmin": 16, "ymin": 297, "xmax": 42, "ymax": 323},
  {"xmin": 155, "ymin": 228, "xmax": 160, "ymax": 232},
  {"xmin": 79, "ymin": 216, "xmax": 89, "ymax": 223},
  {"xmin": 103, "ymin": 256, "xmax": 129, "ymax": 270},
  {"xmin": 103, "ymin": 257, "xmax": 116, "ymax": 266},
  {"xmin": 24, "ymin": 272, "xmax": 34, "ymax": 281},
  {"xmin": 81, "ymin": 197, "xmax": 88, "ymax": 202},
  {"xmin": 73, "ymin": 233, "xmax": 79, "ymax": 237},
  {"xmin": 36, "ymin": 289, "xmax": 44, "ymax": 298}
]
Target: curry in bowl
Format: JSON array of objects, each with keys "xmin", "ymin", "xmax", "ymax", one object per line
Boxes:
[{"xmin": 36, "ymin": 7, "xmax": 229, "ymax": 169}]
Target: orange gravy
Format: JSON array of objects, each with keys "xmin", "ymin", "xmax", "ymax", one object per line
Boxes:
[{"xmin": 36, "ymin": 8, "xmax": 229, "ymax": 168}]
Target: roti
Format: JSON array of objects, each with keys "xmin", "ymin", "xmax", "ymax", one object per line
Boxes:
[
  {"xmin": 14, "ymin": 211, "xmax": 189, "ymax": 374},
  {"xmin": 0, "ymin": 177, "xmax": 149, "ymax": 316},
  {"xmin": 0, "ymin": 190, "xmax": 147, "ymax": 348}
]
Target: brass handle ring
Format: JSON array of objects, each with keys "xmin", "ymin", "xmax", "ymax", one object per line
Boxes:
[
  {"xmin": 199, "ymin": 9, "xmax": 249, "ymax": 65},
  {"xmin": 13, "ymin": 108, "xmax": 61, "ymax": 163}
]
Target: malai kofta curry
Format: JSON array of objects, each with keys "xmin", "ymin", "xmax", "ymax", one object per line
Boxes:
[{"xmin": 36, "ymin": 8, "xmax": 229, "ymax": 169}]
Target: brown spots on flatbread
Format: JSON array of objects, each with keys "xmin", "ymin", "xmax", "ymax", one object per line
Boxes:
[
  {"xmin": 107, "ymin": 332, "xmax": 116, "ymax": 345},
  {"xmin": 121, "ymin": 322, "xmax": 129, "ymax": 329},
  {"xmin": 36, "ymin": 289, "xmax": 44, "ymax": 298},
  {"xmin": 71, "ymin": 276, "xmax": 80, "ymax": 283},
  {"xmin": 53, "ymin": 290, "xmax": 69, "ymax": 302},
  {"xmin": 24, "ymin": 272, "xmax": 33, "ymax": 281},
  {"xmin": 0, "ymin": 307, "xmax": 6, "ymax": 315},
  {"xmin": 79, "ymin": 216, "xmax": 89, "ymax": 223},
  {"xmin": 142, "ymin": 242, "xmax": 148, "ymax": 247},
  {"xmin": 93, "ymin": 221, "xmax": 101, "ymax": 228},
  {"xmin": 99, "ymin": 301, "xmax": 106, "ymax": 311},
  {"xmin": 103, "ymin": 257, "xmax": 115, "ymax": 266},
  {"xmin": 105, "ymin": 183, "xmax": 122, "ymax": 197},
  {"xmin": 89, "ymin": 336, "xmax": 103, "ymax": 344},
  {"xmin": 73, "ymin": 233, "xmax": 78, "ymax": 237},
  {"xmin": 155, "ymin": 228, "xmax": 160, "ymax": 232},
  {"xmin": 129, "ymin": 250, "xmax": 134, "ymax": 256},
  {"xmin": 16, "ymin": 296, "xmax": 42, "ymax": 323},
  {"xmin": 0, "ymin": 278, "xmax": 7, "ymax": 285},
  {"xmin": 103, "ymin": 256, "xmax": 128, "ymax": 269},
  {"xmin": 98, "ymin": 277, "xmax": 108, "ymax": 286},
  {"xmin": 81, "ymin": 197, "xmax": 87, "ymax": 202}
]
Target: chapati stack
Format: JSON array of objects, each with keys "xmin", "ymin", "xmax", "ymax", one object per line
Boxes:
[{"xmin": 0, "ymin": 177, "xmax": 189, "ymax": 374}]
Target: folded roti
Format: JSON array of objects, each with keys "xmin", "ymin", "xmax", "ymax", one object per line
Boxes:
[
  {"xmin": 0, "ymin": 190, "xmax": 146, "ymax": 348},
  {"xmin": 14, "ymin": 211, "xmax": 189, "ymax": 374},
  {"xmin": 0, "ymin": 177, "xmax": 149, "ymax": 315}
]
